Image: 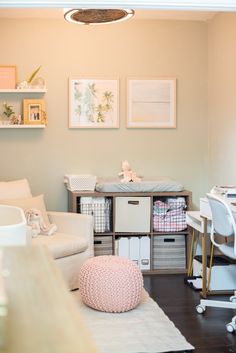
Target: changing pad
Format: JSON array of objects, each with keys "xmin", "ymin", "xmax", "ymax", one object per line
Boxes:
[{"xmin": 95, "ymin": 177, "xmax": 184, "ymax": 193}]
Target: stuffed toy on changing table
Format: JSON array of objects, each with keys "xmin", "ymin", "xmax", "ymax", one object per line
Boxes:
[{"xmin": 118, "ymin": 160, "xmax": 141, "ymax": 183}]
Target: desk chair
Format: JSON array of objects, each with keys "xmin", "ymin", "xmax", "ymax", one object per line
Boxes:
[{"xmin": 196, "ymin": 193, "xmax": 236, "ymax": 333}]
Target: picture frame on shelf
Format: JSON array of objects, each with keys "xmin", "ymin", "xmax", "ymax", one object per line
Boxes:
[
  {"xmin": 69, "ymin": 78, "xmax": 119, "ymax": 128},
  {"xmin": 0, "ymin": 66, "xmax": 17, "ymax": 89},
  {"xmin": 127, "ymin": 78, "xmax": 176, "ymax": 128},
  {"xmin": 23, "ymin": 99, "xmax": 46, "ymax": 125}
]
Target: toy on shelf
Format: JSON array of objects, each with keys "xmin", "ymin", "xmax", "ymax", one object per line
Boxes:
[{"xmin": 118, "ymin": 160, "xmax": 142, "ymax": 183}]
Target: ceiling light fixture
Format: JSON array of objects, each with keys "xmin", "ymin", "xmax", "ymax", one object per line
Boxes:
[{"xmin": 64, "ymin": 8, "xmax": 135, "ymax": 25}]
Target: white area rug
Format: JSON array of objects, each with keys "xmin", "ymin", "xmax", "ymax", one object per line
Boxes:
[{"xmin": 73, "ymin": 289, "xmax": 194, "ymax": 353}]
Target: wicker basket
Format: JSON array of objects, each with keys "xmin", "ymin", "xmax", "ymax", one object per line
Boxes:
[{"xmin": 64, "ymin": 174, "xmax": 97, "ymax": 191}]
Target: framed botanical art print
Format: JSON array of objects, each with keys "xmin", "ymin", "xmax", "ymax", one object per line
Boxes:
[
  {"xmin": 69, "ymin": 78, "xmax": 119, "ymax": 128},
  {"xmin": 127, "ymin": 78, "xmax": 176, "ymax": 128},
  {"xmin": 23, "ymin": 99, "xmax": 46, "ymax": 125}
]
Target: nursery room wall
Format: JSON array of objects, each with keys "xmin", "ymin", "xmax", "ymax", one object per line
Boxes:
[
  {"xmin": 0, "ymin": 16, "xmax": 208, "ymax": 210},
  {"xmin": 208, "ymin": 12, "xmax": 236, "ymax": 189}
]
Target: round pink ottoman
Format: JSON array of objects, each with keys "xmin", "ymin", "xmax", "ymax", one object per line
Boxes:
[{"xmin": 79, "ymin": 255, "xmax": 143, "ymax": 313}]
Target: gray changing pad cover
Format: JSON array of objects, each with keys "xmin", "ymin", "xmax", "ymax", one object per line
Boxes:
[{"xmin": 95, "ymin": 177, "xmax": 184, "ymax": 193}]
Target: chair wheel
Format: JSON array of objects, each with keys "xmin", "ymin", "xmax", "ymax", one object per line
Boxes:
[
  {"xmin": 196, "ymin": 304, "xmax": 205, "ymax": 314},
  {"xmin": 226, "ymin": 323, "xmax": 236, "ymax": 333}
]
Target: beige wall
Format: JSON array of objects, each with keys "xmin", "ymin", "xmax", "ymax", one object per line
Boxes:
[
  {"xmin": 0, "ymin": 18, "xmax": 208, "ymax": 210},
  {"xmin": 208, "ymin": 13, "xmax": 236, "ymax": 189}
]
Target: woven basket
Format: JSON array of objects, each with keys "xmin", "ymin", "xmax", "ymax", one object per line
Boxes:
[{"xmin": 64, "ymin": 174, "xmax": 97, "ymax": 191}]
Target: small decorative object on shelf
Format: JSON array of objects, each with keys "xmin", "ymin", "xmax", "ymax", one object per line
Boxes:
[
  {"xmin": 27, "ymin": 65, "xmax": 41, "ymax": 85},
  {"xmin": 10, "ymin": 114, "xmax": 22, "ymax": 125},
  {"xmin": 16, "ymin": 81, "xmax": 29, "ymax": 89},
  {"xmin": 23, "ymin": 99, "xmax": 46, "ymax": 125},
  {"xmin": 41, "ymin": 110, "xmax": 48, "ymax": 125},
  {"xmin": 16, "ymin": 65, "xmax": 46, "ymax": 90},
  {"xmin": 30, "ymin": 76, "xmax": 46, "ymax": 89},
  {"xmin": 0, "ymin": 102, "xmax": 15, "ymax": 125}
]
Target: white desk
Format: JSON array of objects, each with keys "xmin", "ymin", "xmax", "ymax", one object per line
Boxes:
[
  {"xmin": 186, "ymin": 211, "xmax": 211, "ymax": 298},
  {"xmin": 187, "ymin": 197, "xmax": 236, "ymax": 298}
]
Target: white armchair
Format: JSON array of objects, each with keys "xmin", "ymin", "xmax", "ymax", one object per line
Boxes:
[
  {"xmin": 33, "ymin": 211, "xmax": 94, "ymax": 289},
  {"xmin": 0, "ymin": 179, "xmax": 94, "ymax": 290}
]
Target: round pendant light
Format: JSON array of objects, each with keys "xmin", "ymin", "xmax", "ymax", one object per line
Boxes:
[{"xmin": 64, "ymin": 8, "xmax": 135, "ymax": 25}]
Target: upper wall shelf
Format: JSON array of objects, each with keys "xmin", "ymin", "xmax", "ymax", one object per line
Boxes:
[{"xmin": 0, "ymin": 89, "xmax": 47, "ymax": 93}]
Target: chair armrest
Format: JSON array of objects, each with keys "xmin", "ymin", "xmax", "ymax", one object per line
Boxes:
[
  {"xmin": 26, "ymin": 226, "xmax": 33, "ymax": 245},
  {"xmin": 47, "ymin": 211, "xmax": 93, "ymax": 236},
  {"xmin": 47, "ymin": 211, "xmax": 94, "ymax": 253}
]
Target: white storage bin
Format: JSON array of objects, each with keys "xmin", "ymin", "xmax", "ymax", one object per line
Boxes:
[
  {"xmin": 115, "ymin": 197, "xmax": 151, "ymax": 232},
  {"xmin": 64, "ymin": 174, "xmax": 97, "ymax": 191}
]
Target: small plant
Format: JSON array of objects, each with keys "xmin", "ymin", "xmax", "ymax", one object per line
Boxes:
[
  {"xmin": 27, "ymin": 65, "xmax": 42, "ymax": 84},
  {"xmin": 3, "ymin": 102, "xmax": 15, "ymax": 119}
]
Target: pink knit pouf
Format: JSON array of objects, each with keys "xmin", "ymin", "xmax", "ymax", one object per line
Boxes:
[{"xmin": 79, "ymin": 255, "xmax": 143, "ymax": 313}]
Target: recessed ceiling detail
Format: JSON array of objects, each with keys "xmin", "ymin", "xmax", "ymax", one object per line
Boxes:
[{"xmin": 64, "ymin": 8, "xmax": 135, "ymax": 25}]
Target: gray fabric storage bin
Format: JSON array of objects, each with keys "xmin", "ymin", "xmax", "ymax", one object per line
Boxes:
[
  {"xmin": 153, "ymin": 235, "xmax": 186, "ymax": 269},
  {"xmin": 94, "ymin": 236, "xmax": 113, "ymax": 256}
]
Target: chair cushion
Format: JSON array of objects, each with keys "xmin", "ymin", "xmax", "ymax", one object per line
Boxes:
[
  {"xmin": 32, "ymin": 232, "xmax": 88, "ymax": 259},
  {"xmin": 0, "ymin": 179, "xmax": 32, "ymax": 199},
  {"xmin": 0, "ymin": 194, "xmax": 50, "ymax": 227}
]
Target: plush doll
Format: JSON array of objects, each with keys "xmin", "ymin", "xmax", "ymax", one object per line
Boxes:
[
  {"xmin": 25, "ymin": 208, "xmax": 57, "ymax": 237},
  {"xmin": 118, "ymin": 160, "xmax": 142, "ymax": 183},
  {"xmin": 25, "ymin": 208, "xmax": 41, "ymax": 237}
]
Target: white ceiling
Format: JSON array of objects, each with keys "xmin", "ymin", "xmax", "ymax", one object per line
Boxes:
[{"xmin": 0, "ymin": 8, "xmax": 216, "ymax": 21}]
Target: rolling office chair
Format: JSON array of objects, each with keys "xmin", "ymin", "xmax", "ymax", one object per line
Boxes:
[{"xmin": 196, "ymin": 193, "xmax": 236, "ymax": 333}]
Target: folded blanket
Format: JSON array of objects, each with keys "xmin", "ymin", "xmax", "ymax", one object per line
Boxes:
[
  {"xmin": 153, "ymin": 216, "xmax": 187, "ymax": 232},
  {"xmin": 153, "ymin": 200, "xmax": 169, "ymax": 216},
  {"xmin": 153, "ymin": 209, "xmax": 187, "ymax": 232}
]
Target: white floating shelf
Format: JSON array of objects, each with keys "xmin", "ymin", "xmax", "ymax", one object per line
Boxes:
[
  {"xmin": 0, "ymin": 89, "xmax": 47, "ymax": 93},
  {"xmin": 0, "ymin": 124, "xmax": 46, "ymax": 129}
]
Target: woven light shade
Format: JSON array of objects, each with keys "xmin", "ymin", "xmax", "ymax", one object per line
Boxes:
[{"xmin": 64, "ymin": 8, "xmax": 135, "ymax": 25}]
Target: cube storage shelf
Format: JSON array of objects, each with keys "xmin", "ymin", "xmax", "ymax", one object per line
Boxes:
[{"xmin": 68, "ymin": 190, "xmax": 192, "ymax": 274}]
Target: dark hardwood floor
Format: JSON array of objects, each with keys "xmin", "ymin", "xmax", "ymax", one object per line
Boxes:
[{"xmin": 143, "ymin": 274, "xmax": 236, "ymax": 353}]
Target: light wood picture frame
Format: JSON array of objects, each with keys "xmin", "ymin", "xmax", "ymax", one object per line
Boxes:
[
  {"xmin": 127, "ymin": 78, "xmax": 176, "ymax": 128},
  {"xmin": 69, "ymin": 78, "xmax": 119, "ymax": 128},
  {"xmin": 0, "ymin": 66, "xmax": 17, "ymax": 89},
  {"xmin": 23, "ymin": 99, "xmax": 46, "ymax": 125}
]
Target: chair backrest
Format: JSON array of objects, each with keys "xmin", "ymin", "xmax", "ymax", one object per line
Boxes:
[
  {"xmin": 207, "ymin": 193, "xmax": 236, "ymax": 238},
  {"xmin": 0, "ymin": 179, "xmax": 32, "ymax": 199}
]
